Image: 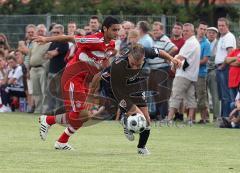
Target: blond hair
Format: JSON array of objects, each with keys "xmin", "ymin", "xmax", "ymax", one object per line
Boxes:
[{"xmin": 129, "ymin": 43, "xmax": 145, "ymax": 60}]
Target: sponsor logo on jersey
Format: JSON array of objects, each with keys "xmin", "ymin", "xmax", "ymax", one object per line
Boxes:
[{"xmin": 119, "ymin": 99, "xmax": 127, "ymax": 108}]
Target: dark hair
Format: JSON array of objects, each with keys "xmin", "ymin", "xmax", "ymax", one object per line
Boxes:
[
  {"xmin": 101, "ymin": 16, "xmax": 119, "ymax": 33},
  {"xmin": 49, "ymin": 22, "xmax": 57, "ymax": 32},
  {"xmin": 68, "ymin": 21, "xmax": 76, "ymax": 25},
  {"xmin": 90, "ymin": 15, "xmax": 100, "ymax": 21},
  {"xmin": 198, "ymin": 21, "xmax": 208, "ymax": 27},
  {"xmin": 174, "ymin": 22, "xmax": 183, "ymax": 28}
]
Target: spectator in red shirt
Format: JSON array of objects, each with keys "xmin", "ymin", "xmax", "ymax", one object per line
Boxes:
[
  {"xmin": 171, "ymin": 22, "xmax": 185, "ymax": 54},
  {"xmin": 225, "ymin": 39, "xmax": 240, "ymax": 100}
]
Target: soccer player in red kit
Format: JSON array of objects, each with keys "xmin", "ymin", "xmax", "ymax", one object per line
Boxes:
[{"xmin": 34, "ymin": 16, "xmax": 120, "ymax": 150}]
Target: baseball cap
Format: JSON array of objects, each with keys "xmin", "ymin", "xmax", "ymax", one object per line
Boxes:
[{"xmin": 207, "ymin": 27, "xmax": 218, "ymax": 33}]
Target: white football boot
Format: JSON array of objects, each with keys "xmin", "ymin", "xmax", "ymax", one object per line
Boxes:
[
  {"xmin": 54, "ymin": 141, "xmax": 74, "ymax": 150},
  {"xmin": 39, "ymin": 115, "xmax": 50, "ymax": 141},
  {"xmin": 137, "ymin": 147, "xmax": 151, "ymax": 155}
]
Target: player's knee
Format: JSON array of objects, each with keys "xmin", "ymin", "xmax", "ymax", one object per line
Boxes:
[
  {"xmin": 67, "ymin": 111, "xmax": 84, "ymax": 129},
  {"xmin": 67, "ymin": 110, "xmax": 91, "ymax": 128}
]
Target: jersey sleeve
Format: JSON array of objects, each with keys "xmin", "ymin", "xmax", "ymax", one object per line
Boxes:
[{"xmin": 74, "ymin": 34, "xmax": 104, "ymax": 48}]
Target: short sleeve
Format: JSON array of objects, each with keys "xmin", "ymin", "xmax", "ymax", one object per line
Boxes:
[
  {"xmin": 179, "ymin": 41, "xmax": 194, "ymax": 59},
  {"xmin": 225, "ymin": 33, "xmax": 236, "ymax": 49},
  {"xmin": 202, "ymin": 41, "xmax": 211, "ymax": 58}
]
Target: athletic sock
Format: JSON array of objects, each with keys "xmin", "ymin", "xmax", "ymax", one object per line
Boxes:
[
  {"xmin": 57, "ymin": 126, "xmax": 76, "ymax": 143},
  {"xmin": 137, "ymin": 129, "xmax": 150, "ymax": 148},
  {"xmin": 46, "ymin": 116, "xmax": 56, "ymax": 125}
]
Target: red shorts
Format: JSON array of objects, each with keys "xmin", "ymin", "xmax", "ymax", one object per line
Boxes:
[{"xmin": 61, "ymin": 60, "xmax": 99, "ymax": 112}]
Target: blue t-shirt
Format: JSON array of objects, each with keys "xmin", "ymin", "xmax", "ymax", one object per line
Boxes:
[
  {"xmin": 199, "ymin": 37, "xmax": 210, "ymax": 77},
  {"xmin": 138, "ymin": 34, "xmax": 154, "ymax": 48}
]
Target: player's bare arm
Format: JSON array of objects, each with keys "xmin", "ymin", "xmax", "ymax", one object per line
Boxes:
[{"xmin": 33, "ymin": 35, "xmax": 75, "ymax": 44}]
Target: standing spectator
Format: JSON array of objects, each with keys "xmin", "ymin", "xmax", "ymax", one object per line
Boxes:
[
  {"xmin": 171, "ymin": 22, "xmax": 185, "ymax": 121},
  {"xmin": 127, "ymin": 29, "xmax": 140, "ymax": 44},
  {"xmin": 48, "ymin": 23, "xmax": 57, "ymax": 35},
  {"xmin": 137, "ymin": 21, "xmax": 154, "ymax": 48},
  {"xmin": 29, "ymin": 24, "xmax": 50, "ymax": 114},
  {"xmin": 171, "ymin": 22, "xmax": 185, "ymax": 53},
  {"xmin": 167, "ymin": 23, "xmax": 201, "ymax": 125},
  {"xmin": 15, "ymin": 50, "xmax": 27, "ymax": 100},
  {"xmin": 136, "ymin": 21, "xmax": 155, "ymax": 116},
  {"xmin": 149, "ymin": 21, "xmax": 178, "ymax": 120},
  {"xmin": 152, "ymin": 21, "xmax": 178, "ymax": 55},
  {"xmin": 45, "ymin": 24, "xmax": 68, "ymax": 114},
  {"xmin": 215, "ymin": 17, "xmax": 236, "ymax": 117},
  {"xmin": 66, "ymin": 22, "xmax": 77, "ymax": 62},
  {"xmin": 196, "ymin": 21, "xmax": 211, "ymax": 124},
  {"xmin": 89, "ymin": 16, "xmax": 101, "ymax": 34},
  {"xmin": 224, "ymin": 39, "xmax": 240, "ymax": 98},
  {"xmin": 122, "ymin": 21, "xmax": 135, "ymax": 34},
  {"xmin": 206, "ymin": 27, "xmax": 221, "ymax": 121},
  {"xmin": 67, "ymin": 21, "xmax": 77, "ymax": 36},
  {"xmin": 115, "ymin": 28, "xmax": 128, "ymax": 54},
  {"xmin": 18, "ymin": 24, "xmax": 36, "ymax": 113}
]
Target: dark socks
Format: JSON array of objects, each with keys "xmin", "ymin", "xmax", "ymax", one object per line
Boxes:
[{"xmin": 137, "ymin": 129, "xmax": 150, "ymax": 148}]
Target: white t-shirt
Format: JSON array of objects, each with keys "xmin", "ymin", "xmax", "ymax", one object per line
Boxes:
[
  {"xmin": 176, "ymin": 35, "xmax": 201, "ymax": 82},
  {"xmin": 215, "ymin": 32, "xmax": 236, "ymax": 64},
  {"xmin": 8, "ymin": 65, "xmax": 23, "ymax": 87}
]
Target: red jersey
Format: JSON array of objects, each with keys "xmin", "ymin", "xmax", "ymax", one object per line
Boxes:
[
  {"xmin": 171, "ymin": 37, "xmax": 185, "ymax": 54},
  {"xmin": 227, "ymin": 49, "xmax": 240, "ymax": 88},
  {"xmin": 67, "ymin": 32, "xmax": 115, "ymax": 67},
  {"xmin": 61, "ymin": 32, "xmax": 115, "ymax": 113}
]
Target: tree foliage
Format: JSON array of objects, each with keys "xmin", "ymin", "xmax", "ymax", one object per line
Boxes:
[{"xmin": 0, "ymin": 0, "xmax": 239, "ymax": 25}]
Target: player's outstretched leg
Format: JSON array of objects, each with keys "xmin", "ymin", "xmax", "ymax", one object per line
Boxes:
[
  {"xmin": 39, "ymin": 115, "xmax": 54, "ymax": 141},
  {"xmin": 39, "ymin": 113, "xmax": 67, "ymax": 141},
  {"xmin": 137, "ymin": 127, "xmax": 151, "ymax": 155}
]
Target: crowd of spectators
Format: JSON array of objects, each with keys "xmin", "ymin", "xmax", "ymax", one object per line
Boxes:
[{"xmin": 0, "ymin": 16, "xmax": 239, "ymax": 128}]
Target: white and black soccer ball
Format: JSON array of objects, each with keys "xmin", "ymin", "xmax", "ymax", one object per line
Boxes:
[{"xmin": 127, "ymin": 113, "xmax": 147, "ymax": 133}]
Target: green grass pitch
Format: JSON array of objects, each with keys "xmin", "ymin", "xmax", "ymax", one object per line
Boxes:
[{"xmin": 0, "ymin": 113, "xmax": 239, "ymax": 173}]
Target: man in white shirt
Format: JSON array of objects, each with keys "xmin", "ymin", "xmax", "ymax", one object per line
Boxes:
[
  {"xmin": 215, "ymin": 17, "xmax": 236, "ymax": 117},
  {"xmin": 167, "ymin": 23, "xmax": 201, "ymax": 125}
]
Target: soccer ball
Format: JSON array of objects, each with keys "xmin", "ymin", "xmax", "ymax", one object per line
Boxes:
[{"xmin": 127, "ymin": 113, "xmax": 147, "ymax": 133}]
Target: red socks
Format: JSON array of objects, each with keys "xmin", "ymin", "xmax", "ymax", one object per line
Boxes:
[{"xmin": 58, "ymin": 126, "xmax": 76, "ymax": 143}]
